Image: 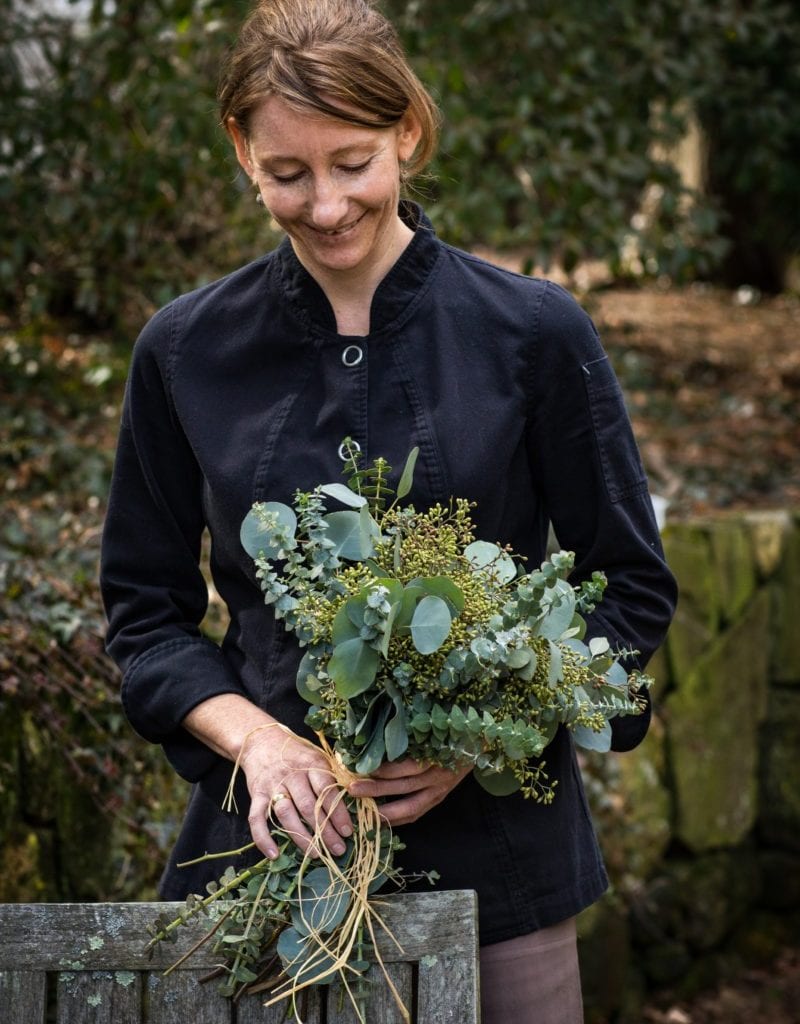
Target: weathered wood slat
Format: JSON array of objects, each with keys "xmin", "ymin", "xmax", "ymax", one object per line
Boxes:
[
  {"xmin": 0, "ymin": 891, "xmax": 477, "ymax": 971},
  {"xmin": 0, "ymin": 969, "xmax": 47, "ymax": 1024},
  {"xmin": 416, "ymin": 952, "xmax": 480, "ymax": 1024},
  {"xmin": 145, "ymin": 969, "xmax": 235, "ymax": 1023},
  {"xmin": 0, "ymin": 891, "xmax": 478, "ymax": 1023},
  {"xmin": 55, "ymin": 971, "xmax": 141, "ymax": 1024},
  {"xmin": 327, "ymin": 961, "xmax": 413, "ymax": 1024}
]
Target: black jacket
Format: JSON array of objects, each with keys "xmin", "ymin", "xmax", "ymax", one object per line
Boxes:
[{"xmin": 101, "ymin": 203, "xmax": 676, "ymax": 944}]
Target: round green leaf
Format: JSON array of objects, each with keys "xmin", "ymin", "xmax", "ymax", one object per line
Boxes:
[
  {"xmin": 410, "ymin": 576, "xmax": 465, "ymax": 615},
  {"xmin": 328, "ymin": 637, "xmax": 380, "ymax": 698},
  {"xmin": 240, "ymin": 502, "xmax": 297, "ymax": 559},
  {"xmin": 277, "ymin": 925, "xmax": 337, "ymax": 983},
  {"xmin": 464, "ymin": 540, "xmax": 517, "ymax": 583},
  {"xmin": 296, "ymin": 651, "xmax": 322, "ymax": 704},
  {"xmin": 572, "ymin": 721, "xmax": 612, "ymax": 752},
  {"xmin": 537, "ymin": 579, "xmax": 578, "ymax": 640},
  {"xmin": 292, "ymin": 866, "xmax": 351, "ymax": 936},
  {"xmin": 410, "ymin": 595, "xmax": 452, "ymax": 655},
  {"xmin": 473, "ymin": 765, "xmax": 521, "ymax": 796},
  {"xmin": 322, "ymin": 511, "xmax": 363, "ymax": 560}
]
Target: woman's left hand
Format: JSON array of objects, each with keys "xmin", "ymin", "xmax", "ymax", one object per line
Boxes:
[{"xmin": 347, "ymin": 758, "xmax": 472, "ymax": 826}]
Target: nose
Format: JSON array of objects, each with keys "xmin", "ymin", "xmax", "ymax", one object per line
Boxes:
[{"xmin": 309, "ymin": 175, "xmax": 349, "ymax": 229}]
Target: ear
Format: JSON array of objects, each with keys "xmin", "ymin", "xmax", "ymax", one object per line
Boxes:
[
  {"xmin": 227, "ymin": 116, "xmax": 253, "ymax": 178},
  {"xmin": 396, "ymin": 111, "xmax": 422, "ymax": 163}
]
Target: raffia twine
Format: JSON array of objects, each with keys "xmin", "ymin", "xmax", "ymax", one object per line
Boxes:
[{"xmin": 224, "ymin": 724, "xmax": 410, "ymax": 1024}]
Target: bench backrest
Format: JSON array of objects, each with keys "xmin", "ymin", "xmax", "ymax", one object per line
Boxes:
[{"xmin": 0, "ymin": 890, "xmax": 478, "ymax": 1023}]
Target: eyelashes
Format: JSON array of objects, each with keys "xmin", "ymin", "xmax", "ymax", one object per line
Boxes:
[{"xmin": 270, "ymin": 158, "xmax": 373, "ymax": 186}]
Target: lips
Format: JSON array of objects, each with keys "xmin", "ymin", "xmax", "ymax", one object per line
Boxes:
[{"xmin": 308, "ymin": 211, "xmax": 366, "ymax": 237}]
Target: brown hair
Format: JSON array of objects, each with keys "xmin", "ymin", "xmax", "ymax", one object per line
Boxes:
[{"xmin": 218, "ymin": 0, "xmax": 440, "ymax": 178}]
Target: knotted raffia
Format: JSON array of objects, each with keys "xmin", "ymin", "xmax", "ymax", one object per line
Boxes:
[{"xmin": 224, "ymin": 725, "xmax": 410, "ymax": 1024}]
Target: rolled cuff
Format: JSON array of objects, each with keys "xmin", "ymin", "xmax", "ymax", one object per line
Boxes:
[{"xmin": 121, "ymin": 636, "xmax": 243, "ymax": 782}]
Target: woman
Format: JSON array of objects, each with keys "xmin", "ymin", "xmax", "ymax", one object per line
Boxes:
[{"xmin": 100, "ymin": 1, "xmax": 677, "ymax": 1020}]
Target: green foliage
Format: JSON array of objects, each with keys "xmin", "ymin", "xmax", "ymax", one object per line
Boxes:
[
  {"xmin": 0, "ymin": 0, "xmax": 269, "ymax": 329},
  {"xmin": 3, "ymin": 0, "xmax": 797, "ymax": 330},
  {"xmin": 692, "ymin": 0, "xmax": 800, "ymax": 291},
  {"xmin": 387, "ymin": 0, "xmax": 730, "ymax": 281},
  {"xmin": 0, "ymin": 328, "xmax": 184, "ymax": 899},
  {"xmin": 145, "ymin": 822, "xmax": 405, "ymax": 1005},
  {"xmin": 243, "ymin": 449, "xmax": 651, "ymax": 802}
]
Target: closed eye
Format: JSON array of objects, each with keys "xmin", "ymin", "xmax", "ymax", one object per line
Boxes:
[
  {"xmin": 271, "ymin": 170, "xmax": 304, "ymax": 185},
  {"xmin": 340, "ymin": 159, "xmax": 372, "ymax": 175}
]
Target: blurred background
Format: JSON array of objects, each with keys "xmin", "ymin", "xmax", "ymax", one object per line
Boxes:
[{"xmin": 1, "ymin": 1, "xmax": 798, "ymax": 1021}]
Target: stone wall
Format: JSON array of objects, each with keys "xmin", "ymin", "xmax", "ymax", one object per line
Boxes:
[{"xmin": 579, "ymin": 510, "xmax": 800, "ymax": 1022}]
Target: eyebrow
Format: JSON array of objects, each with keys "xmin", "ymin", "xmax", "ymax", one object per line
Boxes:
[{"xmin": 256, "ymin": 142, "xmax": 382, "ymax": 165}]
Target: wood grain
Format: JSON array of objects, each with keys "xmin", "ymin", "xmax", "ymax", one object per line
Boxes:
[{"xmin": 0, "ymin": 891, "xmax": 479, "ymax": 1023}]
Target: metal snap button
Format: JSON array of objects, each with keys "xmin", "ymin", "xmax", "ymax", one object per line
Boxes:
[
  {"xmin": 342, "ymin": 345, "xmax": 364, "ymax": 367},
  {"xmin": 338, "ymin": 439, "xmax": 361, "ymax": 461}
]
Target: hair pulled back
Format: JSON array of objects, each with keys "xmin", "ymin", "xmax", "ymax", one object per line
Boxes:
[{"xmin": 218, "ymin": 0, "xmax": 440, "ymax": 178}]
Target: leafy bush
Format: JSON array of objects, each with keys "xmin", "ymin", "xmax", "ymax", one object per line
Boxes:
[
  {"xmin": 1, "ymin": 0, "xmax": 797, "ymax": 327},
  {"xmin": 0, "ymin": 0, "xmax": 269, "ymax": 329}
]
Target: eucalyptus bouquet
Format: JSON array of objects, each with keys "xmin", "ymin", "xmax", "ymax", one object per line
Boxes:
[{"xmin": 145, "ymin": 443, "xmax": 650, "ymax": 1020}]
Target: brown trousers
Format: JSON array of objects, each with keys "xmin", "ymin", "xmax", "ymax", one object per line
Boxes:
[{"xmin": 479, "ymin": 918, "xmax": 583, "ymax": 1024}]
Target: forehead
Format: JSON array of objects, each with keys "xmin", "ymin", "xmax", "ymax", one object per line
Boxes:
[{"xmin": 246, "ymin": 95, "xmax": 391, "ymax": 160}]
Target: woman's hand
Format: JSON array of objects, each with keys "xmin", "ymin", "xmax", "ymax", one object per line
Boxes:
[
  {"xmin": 182, "ymin": 694, "xmax": 352, "ymax": 861},
  {"xmin": 241, "ymin": 727, "xmax": 353, "ymax": 860},
  {"xmin": 347, "ymin": 758, "xmax": 471, "ymax": 826}
]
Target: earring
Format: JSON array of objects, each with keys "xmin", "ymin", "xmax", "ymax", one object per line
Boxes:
[{"xmin": 255, "ymin": 191, "xmax": 264, "ymax": 206}]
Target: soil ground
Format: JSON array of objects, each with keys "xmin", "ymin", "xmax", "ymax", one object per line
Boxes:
[{"xmin": 589, "ymin": 284, "xmax": 800, "ymax": 519}]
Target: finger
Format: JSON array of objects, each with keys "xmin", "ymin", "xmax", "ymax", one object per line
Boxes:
[
  {"xmin": 271, "ymin": 792, "xmax": 320, "ymax": 857},
  {"xmin": 349, "ymin": 769, "xmax": 433, "ymax": 799},
  {"xmin": 368, "ymin": 757, "xmax": 429, "ymax": 780},
  {"xmin": 248, "ymin": 793, "xmax": 280, "ymax": 859},
  {"xmin": 294, "ymin": 784, "xmax": 349, "ymax": 857},
  {"xmin": 311, "ymin": 772, "xmax": 353, "ymax": 842},
  {"xmin": 376, "ymin": 790, "xmax": 440, "ymax": 827}
]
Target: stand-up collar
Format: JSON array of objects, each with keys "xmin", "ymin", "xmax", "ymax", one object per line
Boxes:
[{"xmin": 275, "ymin": 201, "xmax": 441, "ymax": 336}]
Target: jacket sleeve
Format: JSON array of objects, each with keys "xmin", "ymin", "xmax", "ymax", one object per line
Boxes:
[
  {"xmin": 526, "ymin": 282, "xmax": 677, "ymax": 751},
  {"xmin": 100, "ymin": 302, "xmax": 244, "ymax": 781}
]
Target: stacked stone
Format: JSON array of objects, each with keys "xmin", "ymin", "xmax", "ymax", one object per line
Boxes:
[{"xmin": 579, "ymin": 511, "xmax": 800, "ymax": 1022}]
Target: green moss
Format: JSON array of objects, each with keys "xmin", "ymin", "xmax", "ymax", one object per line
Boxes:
[{"xmin": 667, "ymin": 588, "xmax": 770, "ymax": 851}]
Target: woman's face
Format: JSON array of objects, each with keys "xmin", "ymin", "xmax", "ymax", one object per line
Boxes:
[{"xmin": 230, "ymin": 96, "xmax": 421, "ymax": 283}]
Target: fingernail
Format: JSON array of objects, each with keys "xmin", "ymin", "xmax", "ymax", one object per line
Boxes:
[
  {"xmin": 332, "ymin": 842, "xmax": 346, "ymax": 855},
  {"xmin": 340, "ymin": 824, "xmax": 352, "ymax": 837}
]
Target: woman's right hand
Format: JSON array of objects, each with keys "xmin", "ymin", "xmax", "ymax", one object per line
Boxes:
[
  {"xmin": 240, "ymin": 725, "xmax": 353, "ymax": 860},
  {"xmin": 182, "ymin": 694, "xmax": 352, "ymax": 861}
]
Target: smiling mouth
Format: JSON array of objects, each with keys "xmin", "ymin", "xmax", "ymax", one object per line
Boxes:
[{"xmin": 308, "ymin": 212, "xmax": 366, "ymax": 237}]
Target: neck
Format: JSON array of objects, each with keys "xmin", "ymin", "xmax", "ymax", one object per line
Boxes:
[{"xmin": 294, "ymin": 218, "xmax": 413, "ymax": 336}]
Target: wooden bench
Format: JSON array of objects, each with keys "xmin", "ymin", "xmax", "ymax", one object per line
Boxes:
[{"xmin": 0, "ymin": 890, "xmax": 479, "ymax": 1023}]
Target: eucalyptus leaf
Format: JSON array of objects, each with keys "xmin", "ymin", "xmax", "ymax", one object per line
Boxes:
[
  {"xmin": 410, "ymin": 595, "xmax": 452, "ymax": 655},
  {"xmin": 277, "ymin": 925, "xmax": 337, "ymax": 983},
  {"xmin": 296, "ymin": 651, "xmax": 322, "ymax": 704},
  {"xmin": 328, "ymin": 638, "xmax": 380, "ymax": 698},
  {"xmin": 354, "ymin": 702, "xmax": 392, "ymax": 774},
  {"xmin": 319, "ymin": 483, "xmax": 367, "ymax": 508},
  {"xmin": 537, "ymin": 580, "xmax": 577, "ymax": 640},
  {"xmin": 409, "ymin": 576, "xmax": 465, "ymax": 616},
  {"xmin": 240, "ymin": 502, "xmax": 297, "ymax": 559},
  {"xmin": 358, "ymin": 503, "xmax": 382, "ymax": 558},
  {"xmin": 384, "ymin": 701, "xmax": 409, "ymax": 761},
  {"xmin": 464, "ymin": 539, "xmax": 517, "ymax": 583},
  {"xmin": 292, "ymin": 866, "xmax": 351, "ymax": 936},
  {"xmin": 323, "ymin": 511, "xmax": 366, "ymax": 560},
  {"xmin": 396, "ymin": 446, "xmax": 420, "ymax": 500},
  {"xmin": 572, "ymin": 721, "xmax": 613, "ymax": 752},
  {"xmin": 333, "ymin": 603, "xmax": 361, "ymax": 644},
  {"xmin": 473, "ymin": 765, "xmax": 522, "ymax": 796}
]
